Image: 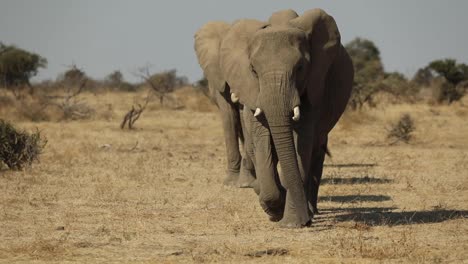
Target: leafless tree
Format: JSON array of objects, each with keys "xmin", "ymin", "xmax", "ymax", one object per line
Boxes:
[
  {"xmin": 44, "ymin": 65, "xmax": 94, "ymax": 120},
  {"xmin": 120, "ymin": 91, "xmax": 151, "ymax": 130},
  {"xmin": 133, "ymin": 64, "xmax": 177, "ymax": 107}
]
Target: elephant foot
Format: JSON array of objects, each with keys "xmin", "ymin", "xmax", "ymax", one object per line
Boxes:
[
  {"xmin": 261, "ymin": 204, "xmax": 284, "ymax": 222},
  {"xmin": 237, "ymin": 169, "xmax": 256, "ymax": 188},
  {"xmin": 268, "ymin": 210, "xmax": 284, "ymax": 222},
  {"xmin": 260, "ymin": 196, "xmax": 285, "ymax": 223},
  {"xmin": 278, "ymin": 196, "xmax": 312, "ymax": 228},
  {"xmin": 223, "ymin": 171, "xmax": 239, "ymax": 187},
  {"xmin": 278, "ymin": 216, "xmax": 312, "ymax": 228},
  {"xmin": 251, "ymin": 180, "xmax": 260, "ymax": 195}
]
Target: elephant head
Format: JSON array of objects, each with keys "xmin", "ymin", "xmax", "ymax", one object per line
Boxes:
[{"xmin": 220, "ymin": 9, "xmax": 352, "ymax": 227}]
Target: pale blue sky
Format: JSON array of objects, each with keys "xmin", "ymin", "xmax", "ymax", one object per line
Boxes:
[{"xmin": 1, "ymin": 0, "xmax": 467, "ymax": 82}]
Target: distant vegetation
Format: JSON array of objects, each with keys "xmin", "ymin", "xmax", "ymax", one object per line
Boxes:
[
  {"xmin": 0, "ymin": 42, "xmax": 47, "ymax": 95},
  {"xmin": 0, "ymin": 39, "xmax": 467, "ymax": 123},
  {"xmin": 345, "ymin": 37, "xmax": 468, "ymax": 108}
]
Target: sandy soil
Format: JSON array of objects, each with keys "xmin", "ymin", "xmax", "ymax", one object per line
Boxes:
[{"xmin": 0, "ymin": 89, "xmax": 467, "ymax": 263}]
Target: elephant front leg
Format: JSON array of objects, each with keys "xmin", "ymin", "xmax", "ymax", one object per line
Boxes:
[
  {"xmin": 217, "ymin": 93, "xmax": 242, "ymax": 186},
  {"xmin": 237, "ymin": 107, "xmax": 257, "ymax": 188}
]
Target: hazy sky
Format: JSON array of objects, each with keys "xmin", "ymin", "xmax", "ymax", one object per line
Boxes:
[{"xmin": 1, "ymin": 0, "xmax": 467, "ymax": 83}]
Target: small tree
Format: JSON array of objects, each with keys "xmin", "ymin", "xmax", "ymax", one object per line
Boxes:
[
  {"xmin": 427, "ymin": 59, "xmax": 468, "ymax": 103},
  {"xmin": 412, "ymin": 67, "xmax": 434, "ymax": 87},
  {"xmin": 0, "ymin": 43, "xmax": 47, "ymax": 94},
  {"xmin": 106, "ymin": 70, "xmax": 124, "ymax": 88},
  {"xmin": 107, "ymin": 70, "xmax": 123, "ymax": 84},
  {"xmin": 345, "ymin": 38, "xmax": 385, "ymax": 110},
  {"xmin": 61, "ymin": 64, "xmax": 87, "ymax": 87},
  {"xmin": 381, "ymin": 72, "xmax": 420, "ymax": 101},
  {"xmin": 135, "ymin": 66, "xmax": 181, "ymax": 106},
  {"xmin": 428, "ymin": 59, "xmax": 468, "ymax": 86}
]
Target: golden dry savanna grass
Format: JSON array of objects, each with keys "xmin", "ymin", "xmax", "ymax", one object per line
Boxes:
[{"xmin": 0, "ymin": 88, "xmax": 467, "ymax": 263}]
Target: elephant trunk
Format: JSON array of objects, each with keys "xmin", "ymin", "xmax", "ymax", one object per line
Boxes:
[{"xmin": 258, "ymin": 72, "xmax": 310, "ymax": 224}]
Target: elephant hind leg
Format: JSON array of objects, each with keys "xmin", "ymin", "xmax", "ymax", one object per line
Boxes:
[
  {"xmin": 308, "ymin": 142, "xmax": 327, "ymax": 215},
  {"xmin": 216, "ymin": 91, "xmax": 242, "ymax": 186}
]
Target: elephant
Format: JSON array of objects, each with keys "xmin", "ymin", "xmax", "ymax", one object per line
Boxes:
[
  {"xmin": 194, "ymin": 8, "xmax": 354, "ymax": 228},
  {"xmin": 194, "ymin": 22, "xmax": 256, "ymax": 188}
]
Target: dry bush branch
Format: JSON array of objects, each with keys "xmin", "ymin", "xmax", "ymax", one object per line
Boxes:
[
  {"xmin": 387, "ymin": 113, "xmax": 415, "ymax": 144},
  {"xmin": 45, "ymin": 79, "xmax": 95, "ymax": 120},
  {"xmin": 0, "ymin": 119, "xmax": 47, "ymax": 170},
  {"xmin": 120, "ymin": 92, "xmax": 150, "ymax": 129}
]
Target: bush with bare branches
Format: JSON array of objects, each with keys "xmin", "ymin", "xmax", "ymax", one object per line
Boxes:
[
  {"xmin": 387, "ymin": 114, "xmax": 415, "ymax": 144},
  {"xmin": 0, "ymin": 119, "xmax": 47, "ymax": 170}
]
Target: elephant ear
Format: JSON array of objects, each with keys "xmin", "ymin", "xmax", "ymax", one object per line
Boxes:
[
  {"xmin": 268, "ymin": 9, "xmax": 298, "ymax": 26},
  {"xmin": 194, "ymin": 21, "xmax": 230, "ymax": 92},
  {"xmin": 289, "ymin": 9, "xmax": 341, "ymax": 105},
  {"xmin": 220, "ymin": 19, "xmax": 268, "ymax": 110}
]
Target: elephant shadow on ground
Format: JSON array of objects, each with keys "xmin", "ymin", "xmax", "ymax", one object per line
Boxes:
[
  {"xmin": 330, "ymin": 208, "xmax": 468, "ymax": 226},
  {"xmin": 323, "ymin": 163, "xmax": 377, "ymax": 168},
  {"xmin": 319, "ymin": 195, "xmax": 392, "ymax": 203},
  {"xmin": 317, "ymin": 167, "xmax": 467, "ymax": 226},
  {"xmin": 322, "ymin": 163, "xmax": 392, "ymax": 185},
  {"xmin": 317, "ymin": 200, "xmax": 467, "ymax": 226},
  {"xmin": 321, "ymin": 177, "xmax": 393, "ymax": 185}
]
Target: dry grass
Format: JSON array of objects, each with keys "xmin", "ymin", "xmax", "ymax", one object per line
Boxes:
[{"xmin": 0, "ymin": 90, "xmax": 467, "ymax": 263}]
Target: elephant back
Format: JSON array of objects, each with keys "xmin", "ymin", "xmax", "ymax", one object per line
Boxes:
[{"xmin": 268, "ymin": 9, "xmax": 298, "ymax": 26}]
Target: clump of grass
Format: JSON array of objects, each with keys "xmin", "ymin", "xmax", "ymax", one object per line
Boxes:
[
  {"xmin": 387, "ymin": 113, "xmax": 415, "ymax": 144},
  {"xmin": 0, "ymin": 119, "xmax": 47, "ymax": 170}
]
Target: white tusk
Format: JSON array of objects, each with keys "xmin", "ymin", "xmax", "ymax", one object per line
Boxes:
[
  {"xmin": 230, "ymin": 92, "xmax": 239, "ymax": 103},
  {"xmin": 254, "ymin": 108, "xmax": 262, "ymax": 117},
  {"xmin": 292, "ymin": 106, "xmax": 300, "ymax": 121}
]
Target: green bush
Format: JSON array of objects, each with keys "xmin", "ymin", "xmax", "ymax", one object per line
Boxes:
[
  {"xmin": 0, "ymin": 42, "xmax": 47, "ymax": 88},
  {"xmin": 427, "ymin": 59, "xmax": 468, "ymax": 104},
  {"xmin": 0, "ymin": 119, "xmax": 47, "ymax": 170}
]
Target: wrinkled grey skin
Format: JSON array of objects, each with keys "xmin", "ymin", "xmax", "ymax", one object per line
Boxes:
[
  {"xmin": 194, "ymin": 22, "xmax": 256, "ymax": 188},
  {"xmin": 194, "ymin": 8, "xmax": 354, "ymax": 228}
]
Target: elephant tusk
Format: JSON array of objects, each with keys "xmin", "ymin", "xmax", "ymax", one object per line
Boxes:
[
  {"xmin": 292, "ymin": 106, "xmax": 300, "ymax": 121},
  {"xmin": 254, "ymin": 108, "xmax": 263, "ymax": 117},
  {"xmin": 231, "ymin": 92, "xmax": 239, "ymax": 103}
]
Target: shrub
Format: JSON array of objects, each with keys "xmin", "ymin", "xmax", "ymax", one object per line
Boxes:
[
  {"xmin": 427, "ymin": 59, "xmax": 468, "ymax": 104},
  {"xmin": 429, "ymin": 77, "xmax": 465, "ymax": 104},
  {"xmin": 387, "ymin": 114, "xmax": 415, "ymax": 144},
  {"xmin": 0, "ymin": 43, "xmax": 47, "ymax": 89},
  {"xmin": 345, "ymin": 38, "xmax": 385, "ymax": 110},
  {"xmin": 0, "ymin": 119, "xmax": 47, "ymax": 170}
]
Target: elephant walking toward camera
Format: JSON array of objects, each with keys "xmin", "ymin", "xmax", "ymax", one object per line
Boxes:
[
  {"xmin": 194, "ymin": 8, "xmax": 353, "ymax": 228},
  {"xmin": 194, "ymin": 22, "xmax": 256, "ymax": 188}
]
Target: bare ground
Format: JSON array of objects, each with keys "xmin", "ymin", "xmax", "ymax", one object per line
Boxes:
[{"xmin": 0, "ymin": 90, "xmax": 467, "ymax": 263}]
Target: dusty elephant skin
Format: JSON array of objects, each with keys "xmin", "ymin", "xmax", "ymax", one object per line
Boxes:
[
  {"xmin": 194, "ymin": 8, "xmax": 354, "ymax": 228},
  {"xmin": 194, "ymin": 22, "xmax": 256, "ymax": 188}
]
